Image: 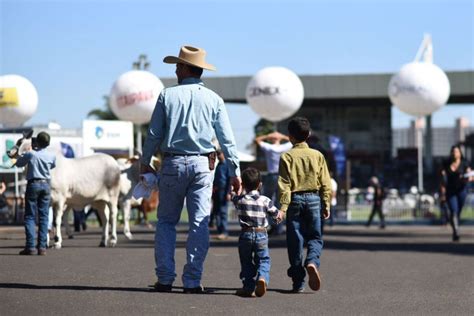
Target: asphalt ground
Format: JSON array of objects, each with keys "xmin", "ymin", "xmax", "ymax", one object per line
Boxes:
[{"xmin": 0, "ymin": 223, "xmax": 473, "ymax": 315}]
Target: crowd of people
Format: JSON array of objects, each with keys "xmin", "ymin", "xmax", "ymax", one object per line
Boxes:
[{"xmin": 5, "ymin": 44, "xmax": 473, "ymax": 297}]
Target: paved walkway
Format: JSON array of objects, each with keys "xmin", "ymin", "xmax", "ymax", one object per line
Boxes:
[{"xmin": 0, "ymin": 223, "xmax": 473, "ymax": 315}]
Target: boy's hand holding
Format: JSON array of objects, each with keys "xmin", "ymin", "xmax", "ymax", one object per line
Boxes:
[
  {"xmin": 322, "ymin": 208, "xmax": 331, "ymax": 220},
  {"xmin": 275, "ymin": 211, "xmax": 285, "ymax": 224}
]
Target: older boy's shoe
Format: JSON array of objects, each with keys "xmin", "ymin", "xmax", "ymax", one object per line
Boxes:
[
  {"xmin": 19, "ymin": 248, "xmax": 37, "ymax": 255},
  {"xmin": 255, "ymin": 278, "xmax": 267, "ymax": 297},
  {"xmin": 306, "ymin": 264, "xmax": 321, "ymax": 291},
  {"xmin": 235, "ymin": 288, "xmax": 256, "ymax": 298},
  {"xmin": 183, "ymin": 285, "xmax": 207, "ymax": 294},
  {"xmin": 38, "ymin": 248, "xmax": 47, "ymax": 256},
  {"xmin": 153, "ymin": 281, "xmax": 172, "ymax": 293}
]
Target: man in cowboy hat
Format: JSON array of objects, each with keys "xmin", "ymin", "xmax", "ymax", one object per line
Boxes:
[{"xmin": 141, "ymin": 45, "xmax": 241, "ymax": 294}]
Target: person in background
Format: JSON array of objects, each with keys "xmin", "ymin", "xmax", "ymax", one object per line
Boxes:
[
  {"xmin": 211, "ymin": 150, "xmax": 232, "ymax": 240},
  {"xmin": 322, "ymin": 173, "xmax": 338, "ymax": 234},
  {"xmin": 140, "ymin": 45, "xmax": 241, "ymax": 294},
  {"xmin": 74, "ymin": 208, "xmax": 87, "ymax": 232},
  {"xmin": 232, "ymin": 167, "xmax": 283, "ymax": 298},
  {"xmin": 278, "ymin": 117, "xmax": 332, "ymax": 293},
  {"xmin": 15, "ymin": 132, "xmax": 56, "ymax": 256},
  {"xmin": 365, "ymin": 176, "xmax": 386, "ymax": 229},
  {"xmin": 255, "ymin": 131, "xmax": 292, "ymax": 235},
  {"xmin": 440, "ymin": 145, "xmax": 473, "ymax": 242},
  {"xmin": 0, "ymin": 181, "xmax": 8, "ymax": 212}
]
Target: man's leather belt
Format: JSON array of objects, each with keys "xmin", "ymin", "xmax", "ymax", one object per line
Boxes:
[
  {"xmin": 163, "ymin": 152, "xmax": 214, "ymax": 157},
  {"xmin": 28, "ymin": 179, "xmax": 49, "ymax": 183},
  {"xmin": 241, "ymin": 226, "xmax": 267, "ymax": 233}
]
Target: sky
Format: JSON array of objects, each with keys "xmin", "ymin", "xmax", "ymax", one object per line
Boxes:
[{"xmin": 1, "ymin": 0, "xmax": 473, "ymax": 153}]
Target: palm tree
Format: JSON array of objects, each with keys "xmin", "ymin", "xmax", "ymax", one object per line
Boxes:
[{"xmin": 87, "ymin": 96, "xmax": 118, "ymax": 120}]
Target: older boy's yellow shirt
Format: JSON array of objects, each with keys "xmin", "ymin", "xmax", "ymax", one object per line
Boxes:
[{"xmin": 278, "ymin": 142, "xmax": 332, "ymax": 213}]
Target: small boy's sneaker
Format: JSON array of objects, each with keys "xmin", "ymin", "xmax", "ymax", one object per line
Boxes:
[
  {"xmin": 183, "ymin": 285, "xmax": 207, "ymax": 294},
  {"xmin": 306, "ymin": 264, "xmax": 321, "ymax": 291},
  {"xmin": 215, "ymin": 234, "xmax": 228, "ymax": 240},
  {"xmin": 38, "ymin": 248, "xmax": 47, "ymax": 256},
  {"xmin": 255, "ymin": 278, "xmax": 267, "ymax": 297},
  {"xmin": 235, "ymin": 288, "xmax": 256, "ymax": 298}
]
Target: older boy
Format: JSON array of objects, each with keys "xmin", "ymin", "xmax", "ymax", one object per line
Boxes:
[{"xmin": 278, "ymin": 117, "xmax": 331, "ymax": 293}]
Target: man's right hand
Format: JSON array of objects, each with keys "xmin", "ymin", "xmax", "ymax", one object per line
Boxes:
[
  {"xmin": 231, "ymin": 176, "xmax": 242, "ymax": 195},
  {"xmin": 140, "ymin": 163, "xmax": 155, "ymax": 175}
]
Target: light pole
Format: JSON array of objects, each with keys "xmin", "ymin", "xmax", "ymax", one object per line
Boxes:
[{"xmin": 132, "ymin": 54, "xmax": 150, "ymax": 154}]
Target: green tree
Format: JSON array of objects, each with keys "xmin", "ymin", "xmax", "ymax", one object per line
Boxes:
[{"xmin": 87, "ymin": 96, "xmax": 118, "ymax": 120}]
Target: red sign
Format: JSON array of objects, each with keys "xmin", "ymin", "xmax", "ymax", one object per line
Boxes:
[{"xmin": 116, "ymin": 90, "xmax": 154, "ymax": 108}]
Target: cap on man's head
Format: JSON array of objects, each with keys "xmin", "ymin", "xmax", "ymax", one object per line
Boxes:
[{"xmin": 36, "ymin": 132, "xmax": 50, "ymax": 148}]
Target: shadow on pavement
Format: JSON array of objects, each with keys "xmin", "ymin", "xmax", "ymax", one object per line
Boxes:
[
  {"xmin": 0, "ymin": 283, "xmax": 243, "ymax": 296},
  {"xmin": 0, "ymin": 283, "xmax": 151, "ymax": 293},
  {"xmin": 324, "ymin": 240, "xmax": 474, "ymax": 256}
]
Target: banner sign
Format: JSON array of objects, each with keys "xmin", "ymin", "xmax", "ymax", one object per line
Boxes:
[
  {"xmin": 328, "ymin": 135, "xmax": 346, "ymax": 178},
  {"xmin": 0, "ymin": 87, "xmax": 19, "ymax": 107}
]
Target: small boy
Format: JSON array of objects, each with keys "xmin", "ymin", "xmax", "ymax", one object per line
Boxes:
[
  {"xmin": 232, "ymin": 167, "xmax": 283, "ymax": 298},
  {"xmin": 15, "ymin": 132, "xmax": 56, "ymax": 256},
  {"xmin": 278, "ymin": 117, "xmax": 331, "ymax": 293}
]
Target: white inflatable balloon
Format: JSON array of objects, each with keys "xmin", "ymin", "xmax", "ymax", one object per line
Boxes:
[
  {"xmin": 388, "ymin": 62, "xmax": 450, "ymax": 117},
  {"xmin": 0, "ymin": 74, "xmax": 38, "ymax": 127},
  {"xmin": 246, "ymin": 67, "xmax": 304, "ymax": 122},
  {"xmin": 109, "ymin": 70, "xmax": 164, "ymax": 125}
]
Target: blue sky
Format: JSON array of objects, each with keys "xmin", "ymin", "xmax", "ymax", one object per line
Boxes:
[{"xmin": 1, "ymin": 0, "xmax": 473, "ymax": 152}]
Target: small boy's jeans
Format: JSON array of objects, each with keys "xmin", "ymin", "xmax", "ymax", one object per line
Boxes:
[{"xmin": 238, "ymin": 231, "xmax": 271, "ymax": 291}]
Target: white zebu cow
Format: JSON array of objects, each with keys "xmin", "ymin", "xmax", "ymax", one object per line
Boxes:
[
  {"xmin": 118, "ymin": 156, "xmax": 160, "ymax": 240},
  {"xmin": 8, "ymin": 132, "xmax": 122, "ymax": 248},
  {"xmin": 51, "ymin": 154, "xmax": 121, "ymax": 248},
  {"xmin": 117, "ymin": 157, "xmax": 141, "ymax": 240}
]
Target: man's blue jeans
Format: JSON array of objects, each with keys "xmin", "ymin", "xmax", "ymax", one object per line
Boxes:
[
  {"xmin": 155, "ymin": 155, "xmax": 214, "ymax": 288},
  {"xmin": 238, "ymin": 231, "xmax": 271, "ymax": 291},
  {"xmin": 24, "ymin": 182, "xmax": 51, "ymax": 250},
  {"xmin": 286, "ymin": 192, "xmax": 323, "ymax": 289}
]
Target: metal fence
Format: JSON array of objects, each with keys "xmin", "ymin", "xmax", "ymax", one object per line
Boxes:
[{"xmin": 334, "ymin": 189, "xmax": 474, "ymax": 223}]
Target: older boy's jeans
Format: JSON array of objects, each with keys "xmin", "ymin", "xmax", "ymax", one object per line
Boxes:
[
  {"xmin": 286, "ymin": 192, "xmax": 323, "ymax": 289},
  {"xmin": 24, "ymin": 182, "xmax": 51, "ymax": 250},
  {"xmin": 155, "ymin": 156, "xmax": 214, "ymax": 288},
  {"xmin": 238, "ymin": 231, "xmax": 271, "ymax": 291}
]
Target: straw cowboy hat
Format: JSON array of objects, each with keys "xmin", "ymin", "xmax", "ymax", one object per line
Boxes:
[{"xmin": 163, "ymin": 45, "xmax": 216, "ymax": 71}]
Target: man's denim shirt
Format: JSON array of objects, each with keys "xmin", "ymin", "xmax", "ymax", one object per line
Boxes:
[{"xmin": 142, "ymin": 77, "xmax": 240, "ymax": 177}]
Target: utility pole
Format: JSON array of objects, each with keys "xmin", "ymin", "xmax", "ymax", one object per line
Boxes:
[{"xmin": 132, "ymin": 54, "xmax": 150, "ymax": 154}]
